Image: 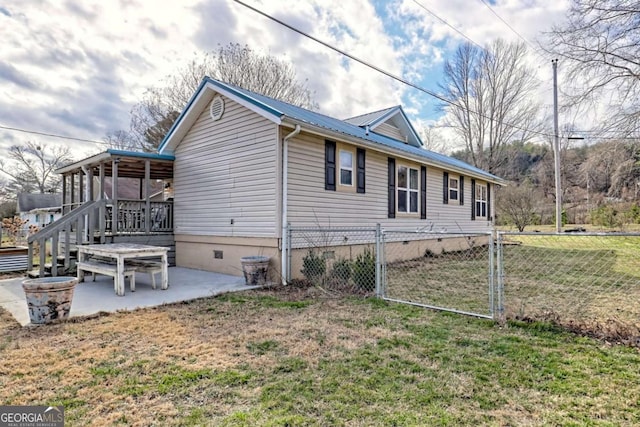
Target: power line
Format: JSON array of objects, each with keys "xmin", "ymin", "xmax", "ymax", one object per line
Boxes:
[
  {"xmin": 413, "ymin": 0, "xmax": 549, "ymax": 87},
  {"xmin": 411, "ymin": 0, "xmax": 484, "ymax": 50},
  {"xmin": 0, "ymin": 124, "xmax": 110, "ymax": 146},
  {"xmin": 231, "ymin": 0, "xmax": 556, "ymax": 140},
  {"xmin": 477, "ymin": 0, "xmax": 541, "ymax": 55}
]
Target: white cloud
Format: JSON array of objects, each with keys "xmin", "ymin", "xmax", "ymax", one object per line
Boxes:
[{"xmin": 0, "ymin": 0, "xmax": 572, "ymax": 162}]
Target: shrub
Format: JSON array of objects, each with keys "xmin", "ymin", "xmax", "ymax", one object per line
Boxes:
[
  {"xmin": 301, "ymin": 250, "xmax": 325, "ymax": 282},
  {"xmin": 628, "ymin": 204, "xmax": 640, "ymax": 224},
  {"xmin": 590, "ymin": 205, "xmax": 621, "ymax": 228},
  {"xmin": 353, "ymin": 248, "xmax": 376, "ymax": 292},
  {"xmin": 330, "ymin": 258, "xmax": 352, "ymax": 282}
]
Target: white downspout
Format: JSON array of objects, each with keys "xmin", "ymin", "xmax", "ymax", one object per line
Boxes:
[{"xmin": 281, "ymin": 125, "xmax": 301, "ymax": 285}]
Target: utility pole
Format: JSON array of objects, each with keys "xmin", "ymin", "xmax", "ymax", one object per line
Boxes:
[{"xmin": 552, "ymin": 59, "xmax": 562, "ymax": 233}]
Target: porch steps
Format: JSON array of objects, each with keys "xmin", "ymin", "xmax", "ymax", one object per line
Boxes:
[{"xmin": 27, "ymin": 252, "xmax": 78, "ymax": 279}]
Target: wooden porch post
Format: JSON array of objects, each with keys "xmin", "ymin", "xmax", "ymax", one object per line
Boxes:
[
  {"xmin": 79, "ymin": 172, "xmax": 84, "ymax": 203},
  {"xmin": 98, "ymin": 162, "xmax": 106, "ymax": 242},
  {"xmin": 70, "ymin": 172, "xmax": 75, "ymax": 210},
  {"xmin": 86, "ymin": 166, "xmax": 95, "ymax": 243},
  {"xmin": 87, "ymin": 166, "xmax": 94, "ymax": 202},
  {"xmin": 145, "ymin": 160, "xmax": 151, "ymax": 233},
  {"xmin": 62, "ymin": 173, "xmax": 67, "ymax": 214},
  {"xmin": 99, "ymin": 163, "xmax": 105, "ymax": 200},
  {"xmin": 112, "ymin": 159, "xmax": 119, "ymax": 234}
]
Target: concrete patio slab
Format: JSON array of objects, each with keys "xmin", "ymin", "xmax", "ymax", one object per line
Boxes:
[{"xmin": 0, "ymin": 267, "xmax": 254, "ymax": 326}]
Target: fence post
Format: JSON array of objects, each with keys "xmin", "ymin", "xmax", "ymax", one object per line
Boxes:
[
  {"xmin": 287, "ymin": 223, "xmax": 292, "ymax": 282},
  {"xmin": 496, "ymin": 231, "xmax": 505, "ymax": 323},
  {"xmin": 375, "ymin": 223, "xmax": 382, "ymax": 298},
  {"xmin": 489, "ymin": 231, "xmax": 495, "ymax": 318}
]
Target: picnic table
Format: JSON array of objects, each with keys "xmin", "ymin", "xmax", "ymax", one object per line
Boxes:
[{"xmin": 77, "ymin": 243, "xmax": 169, "ymax": 296}]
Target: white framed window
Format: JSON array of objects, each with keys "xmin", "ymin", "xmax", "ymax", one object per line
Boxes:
[
  {"xmin": 398, "ymin": 166, "xmax": 419, "ymax": 213},
  {"xmin": 339, "ymin": 149, "xmax": 353, "ymax": 186},
  {"xmin": 476, "ymin": 184, "xmax": 487, "ymax": 218},
  {"xmin": 449, "ymin": 177, "xmax": 459, "ymax": 201}
]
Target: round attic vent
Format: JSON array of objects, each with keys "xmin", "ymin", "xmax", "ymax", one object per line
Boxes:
[{"xmin": 210, "ymin": 96, "xmax": 225, "ymax": 121}]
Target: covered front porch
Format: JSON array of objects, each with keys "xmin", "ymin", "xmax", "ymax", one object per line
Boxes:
[{"xmin": 28, "ymin": 150, "xmax": 176, "ymax": 276}]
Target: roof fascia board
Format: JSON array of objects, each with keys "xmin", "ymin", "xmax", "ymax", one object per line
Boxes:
[
  {"xmin": 55, "ymin": 152, "xmax": 112, "ymax": 175},
  {"xmin": 205, "ymin": 79, "xmax": 283, "ymax": 122},
  {"xmin": 368, "ymin": 106, "xmax": 423, "ymax": 148},
  {"xmin": 398, "ymin": 107, "xmax": 424, "ymax": 147},
  {"xmin": 106, "ymin": 149, "xmax": 175, "ymax": 161},
  {"xmin": 159, "ymin": 78, "xmax": 283, "ymax": 154},
  {"xmin": 158, "ymin": 78, "xmax": 210, "ymax": 153},
  {"xmin": 368, "ymin": 106, "xmax": 401, "ymax": 130},
  {"xmin": 281, "ymin": 119, "xmax": 503, "ymax": 184}
]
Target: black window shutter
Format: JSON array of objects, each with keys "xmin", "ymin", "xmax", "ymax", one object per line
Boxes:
[
  {"xmin": 357, "ymin": 148, "xmax": 366, "ymax": 194},
  {"xmin": 325, "ymin": 140, "xmax": 336, "ymax": 191},
  {"xmin": 471, "ymin": 179, "xmax": 476, "ymax": 220},
  {"xmin": 388, "ymin": 158, "xmax": 396, "ymax": 218},
  {"xmin": 459, "ymin": 176, "xmax": 465, "ymax": 206},
  {"xmin": 420, "ymin": 166, "xmax": 427, "ymax": 219},
  {"xmin": 487, "ymin": 183, "xmax": 492, "ymax": 220},
  {"xmin": 443, "ymin": 172, "xmax": 449, "ymax": 204}
]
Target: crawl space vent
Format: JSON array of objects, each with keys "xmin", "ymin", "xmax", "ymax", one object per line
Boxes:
[{"xmin": 210, "ymin": 96, "xmax": 225, "ymax": 121}]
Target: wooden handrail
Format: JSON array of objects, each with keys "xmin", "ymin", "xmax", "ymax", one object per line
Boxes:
[
  {"xmin": 27, "ymin": 200, "xmax": 107, "ymax": 276},
  {"xmin": 28, "ymin": 200, "xmax": 105, "ymax": 244},
  {"xmin": 27, "ymin": 198, "xmax": 173, "ymax": 277}
]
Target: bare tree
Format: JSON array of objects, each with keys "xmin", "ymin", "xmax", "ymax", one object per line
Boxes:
[
  {"xmin": 127, "ymin": 43, "xmax": 318, "ymax": 152},
  {"xmin": 0, "ymin": 141, "xmax": 73, "ymax": 194},
  {"xmin": 104, "ymin": 130, "xmax": 138, "ymax": 151},
  {"xmin": 543, "ymin": 1, "xmax": 640, "ymax": 134},
  {"xmin": 440, "ymin": 40, "xmax": 541, "ymax": 173},
  {"xmin": 496, "ymin": 180, "xmax": 539, "ymax": 232},
  {"xmin": 418, "ymin": 125, "xmax": 448, "ymax": 154}
]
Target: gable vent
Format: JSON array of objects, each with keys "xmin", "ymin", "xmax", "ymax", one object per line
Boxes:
[{"xmin": 209, "ymin": 96, "xmax": 225, "ymax": 121}]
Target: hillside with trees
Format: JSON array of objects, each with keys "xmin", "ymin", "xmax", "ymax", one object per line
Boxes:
[{"xmin": 450, "ymin": 138, "xmax": 640, "ymax": 230}]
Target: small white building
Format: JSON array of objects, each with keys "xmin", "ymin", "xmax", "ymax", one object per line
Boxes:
[{"xmin": 16, "ymin": 193, "xmax": 62, "ymax": 231}]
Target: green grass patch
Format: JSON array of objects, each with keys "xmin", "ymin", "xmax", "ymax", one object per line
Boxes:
[{"xmin": 2, "ymin": 291, "xmax": 640, "ymax": 425}]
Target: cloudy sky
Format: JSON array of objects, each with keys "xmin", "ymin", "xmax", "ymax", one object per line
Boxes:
[{"xmin": 0, "ymin": 0, "xmax": 570, "ymax": 160}]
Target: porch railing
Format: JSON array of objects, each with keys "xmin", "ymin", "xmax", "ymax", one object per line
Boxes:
[
  {"xmin": 105, "ymin": 200, "xmax": 173, "ymax": 233},
  {"xmin": 27, "ymin": 199, "xmax": 173, "ymax": 277}
]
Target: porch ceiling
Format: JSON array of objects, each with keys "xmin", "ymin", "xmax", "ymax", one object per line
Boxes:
[{"xmin": 57, "ymin": 150, "xmax": 174, "ymax": 180}]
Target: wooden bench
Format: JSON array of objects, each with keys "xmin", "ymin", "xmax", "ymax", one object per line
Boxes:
[
  {"xmin": 77, "ymin": 260, "xmax": 137, "ymax": 294},
  {"xmin": 125, "ymin": 260, "xmax": 163, "ymax": 290}
]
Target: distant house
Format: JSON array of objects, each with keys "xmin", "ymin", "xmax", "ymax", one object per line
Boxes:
[{"xmin": 16, "ymin": 193, "xmax": 62, "ymax": 231}]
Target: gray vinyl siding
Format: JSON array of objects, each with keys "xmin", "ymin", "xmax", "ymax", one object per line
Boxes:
[
  {"xmin": 287, "ymin": 132, "xmax": 493, "ymax": 233},
  {"xmin": 173, "ymin": 95, "xmax": 278, "ymax": 237},
  {"xmin": 373, "ymin": 122, "xmax": 405, "ymax": 142}
]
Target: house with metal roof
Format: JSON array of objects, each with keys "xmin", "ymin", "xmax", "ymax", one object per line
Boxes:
[
  {"xmin": 31, "ymin": 76, "xmax": 501, "ymax": 281},
  {"xmin": 158, "ymin": 76, "xmax": 503, "ymax": 279},
  {"xmin": 16, "ymin": 193, "xmax": 63, "ymax": 231}
]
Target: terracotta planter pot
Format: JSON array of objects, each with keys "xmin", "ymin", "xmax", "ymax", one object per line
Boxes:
[
  {"xmin": 22, "ymin": 277, "xmax": 78, "ymax": 324},
  {"xmin": 240, "ymin": 256, "xmax": 270, "ymax": 286}
]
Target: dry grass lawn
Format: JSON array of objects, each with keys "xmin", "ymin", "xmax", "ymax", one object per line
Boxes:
[{"xmin": 1, "ymin": 284, "xmax": 639, "ymax": 426}]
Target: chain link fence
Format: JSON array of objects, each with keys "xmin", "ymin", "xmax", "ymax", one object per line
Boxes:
[
  {"xmin": 382, "ymin": 231, "xmax": 494, "ymax": 318},
  {"xmin": 286, "ymin": 226, "xmax": 640, "ymax": 344},
  {"xmin": 287, "ymin": 227, "xmax": 379, "ymax": 295},
  {"xmin": 287, "ymin": 226, "xmax": 494, "ymax": 317},
  {"xmin": 497, "ymin": 232, "xmax": 640, "ymax": 342}
]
